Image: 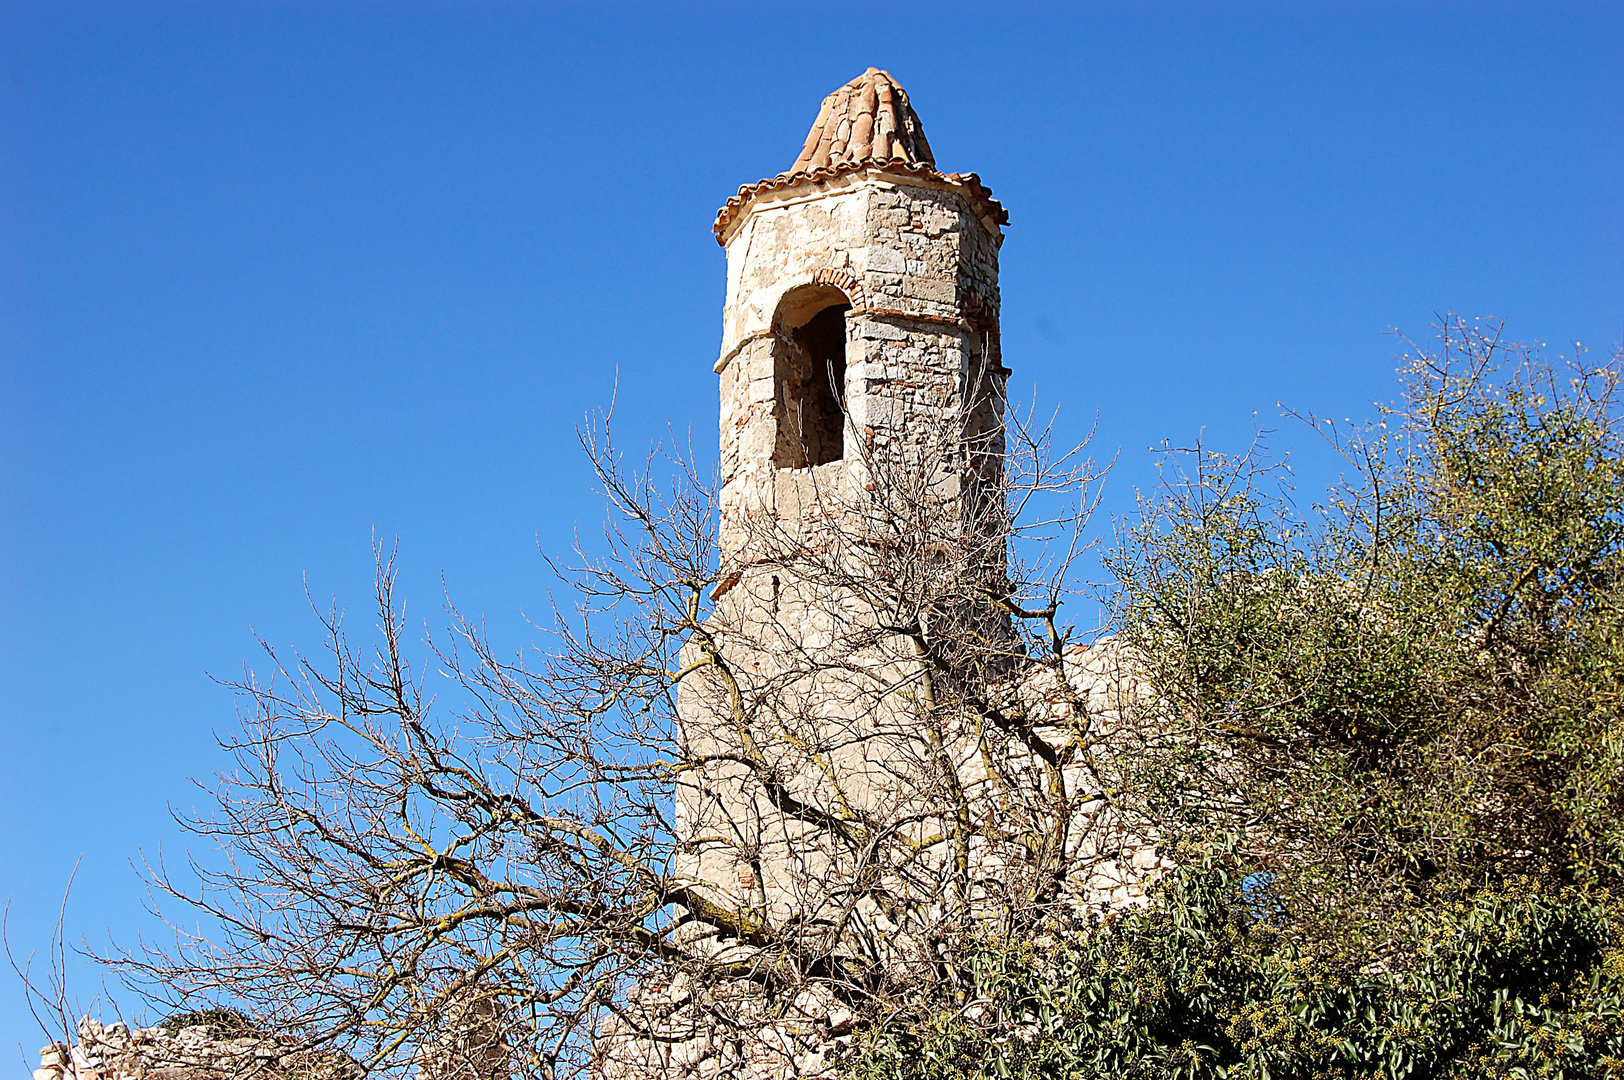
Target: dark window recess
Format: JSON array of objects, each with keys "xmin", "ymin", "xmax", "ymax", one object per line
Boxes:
[{"xmin": 774, "ymin": 303, "xmax": 849, "ymax": 468}]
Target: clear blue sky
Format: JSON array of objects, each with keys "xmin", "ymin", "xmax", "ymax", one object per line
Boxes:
[{"xmin": 1, "ymin": 0, "xmax": 1619, "ymax": 1055}]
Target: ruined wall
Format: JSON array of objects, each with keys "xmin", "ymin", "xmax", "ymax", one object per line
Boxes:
[
  {"xmin": 35, "ymin": 1018, "xmax": 353, "ymax": 1080},
  {"xmin": 625, "ymin": 635, "xmax": 1166, "ymax": 1080}
]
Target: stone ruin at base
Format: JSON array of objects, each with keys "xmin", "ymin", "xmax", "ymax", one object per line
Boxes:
[
  {"xmin": 36, "ymin": 1008, "xmax": 502, "ymax": 1080},
  {"xmin": 35, "ymin": 1018, "xmax": 356, "ymax": 1080}
]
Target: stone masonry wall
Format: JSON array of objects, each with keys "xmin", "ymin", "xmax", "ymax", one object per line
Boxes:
[{"xmin": 714, "ymin": 170, "xmax": 1003, "ymax": 567}]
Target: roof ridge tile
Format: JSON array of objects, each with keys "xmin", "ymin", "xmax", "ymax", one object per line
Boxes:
[{"xmin": 713, "ymin": 69, "xmax": 1007, "ymax": 246}]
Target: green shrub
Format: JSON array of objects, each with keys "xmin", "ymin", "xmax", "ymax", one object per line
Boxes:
[
  {"xmin": 847, "ymin": 324, "xmax": 1624, "ymax": 1080},
  {"xmin": 845, "ymin": 853, "xmax": 1624, "ymax": 1080}
]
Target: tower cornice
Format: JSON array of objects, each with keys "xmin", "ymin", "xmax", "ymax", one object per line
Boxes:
[{"xmin": 713, "ymin": 162, "xmax": 1008, "ymax": 248}]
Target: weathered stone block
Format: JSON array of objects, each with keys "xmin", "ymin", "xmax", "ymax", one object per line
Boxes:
[
  {"xmin": 857, "ymin": 319, "xmax": 907, "ymax": 341},
  {"xmin": 863, "ymin": 245, "xmax": 906, "ymax": 273},
  {"xmin": 902, "ymin": 275, "xmax": 956, "ymax": 304}
]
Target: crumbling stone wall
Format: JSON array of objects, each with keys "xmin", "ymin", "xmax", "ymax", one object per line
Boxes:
[{"xmin": 35, "ymin": 1018, "xmax": 353, "ymax": 1080}]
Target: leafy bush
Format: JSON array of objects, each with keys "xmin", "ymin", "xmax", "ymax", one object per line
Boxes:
[
  {"xmin": 846, "ymin": 322, "xmax": 1624, "ymax": 1079},
  {"xmin": 845, "ymin": 851, "xmax": 1624, "ymax": 1080},
  {"xmin": 1106, "ymin": 322, "xmax": 1624, "ymax": 943}
]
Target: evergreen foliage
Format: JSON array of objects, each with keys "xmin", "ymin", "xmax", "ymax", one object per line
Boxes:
[
  {"xmin": 845, "ymin": 850, "xmax": 1624, "ymax": 1080},
  {"xmin": 845, "ymin": 322, "xmax": 1624, "ymax": 1078}
]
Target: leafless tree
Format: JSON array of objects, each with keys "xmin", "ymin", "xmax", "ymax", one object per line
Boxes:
[
  {"xmin": 102, "ymin": 398, "xmax": 1129, "ymax": 1080},
  {"xmin": 8, "ymin": 868, "xmax": 90, "ymax": 1065}
]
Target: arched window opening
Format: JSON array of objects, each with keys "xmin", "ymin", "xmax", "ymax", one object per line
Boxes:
[{"xmin": 772, "ymin": 288, "xmax": 850, "ymax": 469}]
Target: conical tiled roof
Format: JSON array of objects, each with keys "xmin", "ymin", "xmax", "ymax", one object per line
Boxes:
[
  {"xmin": 713, "ymin": 69, "xmax": 1006, "ymax": 246},
  {"xmin": 789, "ymin": 68, "xmax": 935, "ymax": 173}
]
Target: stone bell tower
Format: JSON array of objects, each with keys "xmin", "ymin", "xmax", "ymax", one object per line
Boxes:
[
  {"xmin": 668, "ymin": 68, "xmax": 1012, "ymax": 937},
  {"xmin": 615, "ymin": 70, "xmax": 1020, "ymax": 1080},
  {"xmin": 710, "ymin": 67, "xmax": 1008, "ymax": 564}
]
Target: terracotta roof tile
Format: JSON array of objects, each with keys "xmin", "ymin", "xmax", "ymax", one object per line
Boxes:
[
  {"xmin": 714, "ymin": 69, "xmax": 1007, "ymax": 246},
  {"xmin": 791, "ymin": 69, "xmax": 933, "ymax": 173}
]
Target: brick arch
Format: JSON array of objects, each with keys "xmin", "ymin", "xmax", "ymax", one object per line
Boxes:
[{"xmin": 809, "ymin": 268, "xmax": 866, "ymax": 312}]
